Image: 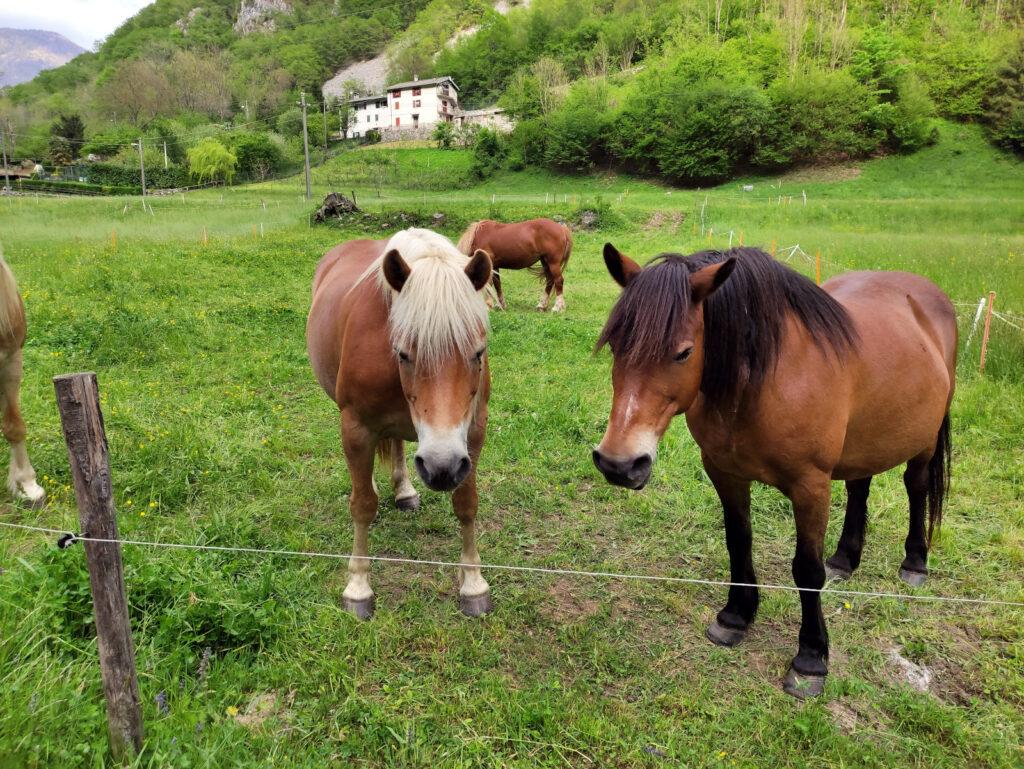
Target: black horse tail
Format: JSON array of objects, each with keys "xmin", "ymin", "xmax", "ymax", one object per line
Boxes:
[{"xmin": 926, "ymin": 412, "xmax": 951, "ymax": 545}]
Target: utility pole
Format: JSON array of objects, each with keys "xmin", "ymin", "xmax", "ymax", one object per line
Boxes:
[
  {"xmin": 135, "ymin": 137, "xmax": 146, "ymax": 206},
  {"xmin": 163, "ymin": 141, "xmax": 168, "ymax": 170},
  {"xmin": 0, "ymin": 121, "xmax": 10, "ymax": 193},
  {"xmin": 299, "ymin": 92, "xmax": 312, "ymax": 200}
]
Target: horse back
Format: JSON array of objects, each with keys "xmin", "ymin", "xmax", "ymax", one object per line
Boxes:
[
  {"xmin": 475, "ymin": 219, "xmax": 569, "ymax": 269},
  {"xmin": 307, "ymin": 239, "xmax": 388, "ymax": 401}
]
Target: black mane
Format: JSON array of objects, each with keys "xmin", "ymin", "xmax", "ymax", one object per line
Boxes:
[{"xmin": 597, "ymin": 247, "xmax": 859, "ymax": 410}]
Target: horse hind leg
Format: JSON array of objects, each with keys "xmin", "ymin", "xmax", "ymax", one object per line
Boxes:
[
  {"xmin": 386, "ymin": 438, "xmax": 420, "ymax": 511},
  {"xmin": 2, "ymin": 351, "xmax": 44, "ymax": 508},
  {"xmin": 825, "ymin": 477, "xmax": 871, "ymax": 581},
  {"xmin": 900, "ymin": 457, "xmax": 931, "ymax": 586},
  {"xmin": 548, "ymin": 260, "xmax": 566, "ymax": 313}
]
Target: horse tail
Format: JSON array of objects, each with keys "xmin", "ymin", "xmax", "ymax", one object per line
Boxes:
[
  {"xmin": 926, "ymin": 411, "xmax": 951, "ymax": 545},
  {"xmin": 457, "ymin": 221, "xmax": 481, "ymax": 255},
  {"xmin": 0, "ymin": 247, "xmax": 23, "ymax": 341},
  {"xmin": 376, "ymin": 438, "xmax": 400, "ymax": 475},
  {"xmin": 560, "ymin": 224, "xmax": 573, "ymax": 269}
]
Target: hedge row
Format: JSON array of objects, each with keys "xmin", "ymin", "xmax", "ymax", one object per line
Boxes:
[
  {"xmin": 16, "ymin": 178, "xmax": 139, "ymax": 196},
  {"xmin": 82, "ymin": 162, "xmax": 190, "ymax": 189}
]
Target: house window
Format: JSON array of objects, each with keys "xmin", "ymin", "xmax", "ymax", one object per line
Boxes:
[
  {"xmin": 395, "ymin": 117, "xmax": 400, "ymax": 126},
  {"xmin": 374, "ymin": 114, "xmax": 378, "ymax": 122},
  {"xmin": 412, "ymin": 88, "xmax": 421, "ymax": 96},
  {"xmin": 413, "ymin": 99, "xmax": 421, "ymax": 108},
  {"xmin": 391, "ymin": 90, "xmax": 401, "ymax": 98}
]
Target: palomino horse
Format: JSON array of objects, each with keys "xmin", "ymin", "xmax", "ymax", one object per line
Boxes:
[
  {"xmin": 457, "ymin": 219, "xmax": 572, "ymax": 312},
  {"xmin": 593, "ymin": 245, "xmax": 956, "ymax": 698},
  {"xmin": 307, "ymin": 228, "xmax": 495, "ymax": 618},
  {"xmin": 0, "ymin": 253, "xmax": 44, "ymax": 507}
]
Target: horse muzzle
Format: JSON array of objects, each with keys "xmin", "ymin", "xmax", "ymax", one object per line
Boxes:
[
  {"xmin": 414, "ymin": 452, "xmax": 472, "ymax": 492},
  {"xmin": 592, "ymin": 448, "xmax": 652, "ymax": 490}
]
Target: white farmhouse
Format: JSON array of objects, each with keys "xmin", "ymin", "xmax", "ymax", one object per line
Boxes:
[{"xmin": 345, "ymin": 75, "xmax": 459, "ymax": 139}]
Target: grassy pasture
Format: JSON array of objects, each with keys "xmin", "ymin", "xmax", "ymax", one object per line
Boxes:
[{"xmin": 0, "ymin": 122, "xmax": 1022, "ymax": 768}]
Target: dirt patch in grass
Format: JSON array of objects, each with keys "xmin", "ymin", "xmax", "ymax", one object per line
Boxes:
[
  {"xmin": 779, "ymin": 163, "xmax": 863, "ymax": 183},
  {"xmin": 234, "ymin": 691, "xmax": 294, "ymax": 730},
  {"xmin": 643, "ymin": 210, "xmax": 686, "ymax": 232},
  {"xmin": 538, "ymin": 577, "xmax": 601, "ymax": 622}
]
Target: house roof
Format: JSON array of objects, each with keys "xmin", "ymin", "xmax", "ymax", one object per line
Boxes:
[
  {"xmin": 387, "ymin": 76, "xmax": 459, "ymax": 91},
  {"xmin": 350, "ymin": 94, "xmax": 386, "ymax": 104}
]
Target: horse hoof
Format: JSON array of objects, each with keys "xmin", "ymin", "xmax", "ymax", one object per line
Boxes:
[
  {"xmin": 825, "ymin": 562, "xmax": 852, "ymax": 582},
  {"xmin": 899, "ymin": 567, "xmax": 928, "ymax": 587},
  {"xmin": 459, "ymin": 591, "xmax": 493, "ymax": 617},
  {"xmin": 705, "ymin": 619, "xmax": 747, "ymax": 647},
  {"xmin": 783, "ymin": 667, "xmax": 827, "ymax": 699},
  {"xmin": 342, "ymin": 595, "xmax": 375, "ymax": 620},
  {"xmin": 27, "ymin": 492, "xmax": 47, "ymax": 510},
  {"xmin": 396, "ymin": 494, "xmax": 420, "ymax": 511}
]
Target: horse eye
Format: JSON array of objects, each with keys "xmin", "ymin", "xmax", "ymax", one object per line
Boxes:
[
  {"xmin": 674, "ymin": 346, "xmax": 694, "ymax": 362},
  {"xmin": 397, "ymin": 350, "xmax": 410, "ymax": 363},
  {"xmin": 474, "ymin": 348, "xmax": 485, "ymax": 362}
]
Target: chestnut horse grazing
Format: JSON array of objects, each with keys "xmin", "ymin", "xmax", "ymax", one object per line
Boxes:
[
  {"xmin": 307, "ymin": 228, "xmax": 494, "ymax": 619},
  {"xmin": 0, "ymin": 253, "xmax": 44, "ymax": 507},
  {"xmin": 593, "ymin": 245, "xmax": 956, "ymax": 698},
  {"xmin": 457, "ymin": 219, "xmax": 572, "ymax": 312}
]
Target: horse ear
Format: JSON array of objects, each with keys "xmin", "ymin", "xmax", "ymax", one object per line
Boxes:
[
  {"xmin": 382, "ymin": 248, "xmax": 411, "ymax": 293},
  {"xmin": 690, "ymin": 258, "xmax": 736, "ymax": 304},
  {"xmin": 465, "ymin": 248, "xmax": 493, "ymax": 292},
  {"xmin": 604, "ymin": 243, "xmax": 642, "ymax": 287}
]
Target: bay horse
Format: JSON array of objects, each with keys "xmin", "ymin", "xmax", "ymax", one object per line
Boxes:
[
  {"xmin": 457, "ymin": 219, "xmax": 572, "ymax": 312},
  {"xmin": 593, "ymin": 244, "xmax": 956, "ymax": 698},
  {"xmin": 0, "ymin": 253, "xmax": 45, "ymax": 507},
  {"xmin": 307, "ymin": 228, "xmax": 495, "ymax": 619}
]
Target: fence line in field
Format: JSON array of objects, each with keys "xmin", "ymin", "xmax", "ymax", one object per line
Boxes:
[{"xmin": 2, "ymin": 520, "xmax": 1021, "ymax": 609}]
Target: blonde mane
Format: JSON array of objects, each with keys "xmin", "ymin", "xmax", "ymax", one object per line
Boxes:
[
  {"xmin": 358, "ymin": 228, "xmax": 489, "ymax": 368},
  {"xmin": 0, "ymin": 245, "xmax": 22, "ymax": 340},
  {"xmin": 456, "ymin": 221, "xmax": 482, "ymax": 255}
]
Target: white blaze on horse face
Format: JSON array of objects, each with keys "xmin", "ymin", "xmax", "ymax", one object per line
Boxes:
[{"xmin": 413, "ymin": 416, "xmax": 472, "ymax": 467}]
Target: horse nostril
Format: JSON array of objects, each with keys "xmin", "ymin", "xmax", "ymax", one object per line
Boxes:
[
  {"xmin": 456, "ymin": 455, "xmax": 471, "ymax": 478},
  {"xmin": 592, "ymin": 448, "xmax": 605, "ymax": 472},
  {"xmin": 632, "ymin": 454, "xmax": 652, "ymax": 476},
  {"xmin": 414, "ymin": 455, "xmax": 427, "ymax": 477}
]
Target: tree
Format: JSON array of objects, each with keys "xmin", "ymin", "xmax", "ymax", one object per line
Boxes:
[
  {"xmin": 432, "ymin": 120, "xmax": 455, "ymax": 149},
  {"xmin": 984, "ymin": 40, "xmax": 1024, "ymax": 155},
  {"xmin": 187, "ymin": 138, "xmax": 236, "ymax": 184},
  {"xmin": 96, "ymin": 58, "xmax": 173, "ymax": 125},
  {"xmin": 52, "ymin": 114, "xmax": 85, "ymax": 144}
]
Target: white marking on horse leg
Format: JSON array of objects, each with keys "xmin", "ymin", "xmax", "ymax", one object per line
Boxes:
[
  {"xmin": 8, "ymin": 441, "xmax": 44, "ymax": 503},
  {"xmin": 391, "ymin": 449, "xmax": 417, "ymax": 503},
  {"xmin": 552, "ymin": 294, "xmax": 566, "ymax": 313},
  {"xmin": 458, "ymin": 518, "xmax": 490, "ymax": 598},
  {"xmin": 343, "ymin": 520, "xmax": 374, "ymax": 602},
  {"xmin": 536, "ymin": 288, "xmax": 550, "ymax": 311}
]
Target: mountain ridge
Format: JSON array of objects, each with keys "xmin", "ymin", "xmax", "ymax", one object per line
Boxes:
[{"xmin": 0, "ymin": 27, "xmax": 85, "ymax": 87}]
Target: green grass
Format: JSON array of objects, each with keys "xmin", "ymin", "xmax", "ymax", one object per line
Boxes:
[{"xmin": 0, "ymin": 122, "xmax": 1022, "ymax": 768}]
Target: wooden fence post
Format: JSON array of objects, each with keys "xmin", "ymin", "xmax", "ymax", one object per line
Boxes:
[{"xmin": 54, "ymin": 372, "xmax": 144, "ymax": 761}]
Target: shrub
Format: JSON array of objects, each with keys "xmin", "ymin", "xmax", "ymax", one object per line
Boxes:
[
  {"xmin": 363, "ymin": 129, "xmax": 381, "ymax": 144},
  {"xmin": 542, "ymin": 82, "xmax": 612, "ymax": 172},
  {"xmin": 615, "ymin": 79, "xmax": 769, "ymax": 184},
  {"xmin": 227, "ymin": 132, "xmax": 284, "ymax": 181},
  {"xmin": 187, "ymin": 138, "xmax": 237, "ymax": 184},
  {"xmin": 984, "ymin": 40, "xmax": 1024, "ymax": 155},
  {"xmin": 507, "ymin": 119, "xmax": 547, "ymax": 170},
  {"xmin": 432, "ymin": 120, "xmax": 455, "ymax": 149},
  {"xmin": 758, "ymin": 70, "xmax": 878, "ymax": 167},
  {"xmin": 471, "ymin": 127, "xmax": 507, "ymax": 179}
]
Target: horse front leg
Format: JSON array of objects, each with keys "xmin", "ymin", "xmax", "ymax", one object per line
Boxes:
[
  {"xmin": 1, "ymin": 350, "xmax": 44, "ymax": 507},
  {"xmin": 783, "ymin": 474, "xmax": 831, "ymax": 698},
  {"xmin": 451, "ymin": 422, "xmax": 491, "ymax": 617},
  {"xmin": 341, "ymin": 413, "xmax": 379, "ymax": 620},
  {"xmin": 387, "ymin": 438, "xmax": 420, "ymax": 511},
  {"xmin": 703, "ymin": 455, "xmax": 757, "ymax": 647}
]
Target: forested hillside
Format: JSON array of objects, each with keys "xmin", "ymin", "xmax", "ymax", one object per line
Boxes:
[{"xmin": 1, "ymin": 0, "xmax": 1021, "ymax": 188}]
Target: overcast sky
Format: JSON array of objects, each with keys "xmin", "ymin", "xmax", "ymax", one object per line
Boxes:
[{"xmin": 0, "ymin": 0, "xmax": 153, "ymax": 50}]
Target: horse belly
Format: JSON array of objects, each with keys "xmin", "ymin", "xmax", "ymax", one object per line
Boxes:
[{"xmin": 833, "ymin": 329, "xmax": 951, "ymax": 480}]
